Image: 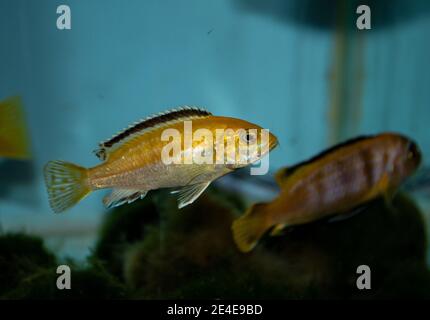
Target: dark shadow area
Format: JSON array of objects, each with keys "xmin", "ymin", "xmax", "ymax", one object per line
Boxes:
[
  {"xmin": 405, "ymin": 166, "xmax": 430, "ymax": 196},
  {"xmin": 0, "ymin": 159, "xmax": 38, "ymax": 204},
  {"xmin": 232, "ymin": 0, "xmax": 430, "ymax": 31}
]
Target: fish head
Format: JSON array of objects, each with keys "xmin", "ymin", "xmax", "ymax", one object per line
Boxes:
[
  {"xmin": 403, "ymin": 139, "xmax": 422, "ymax": 175},
  {"xmin": 392, "ymin": 135, "xmax": 422, "ymax": 183},
  {"xmin": 215, "ymin": 117, "xmax": 278, "ymax": 169}
]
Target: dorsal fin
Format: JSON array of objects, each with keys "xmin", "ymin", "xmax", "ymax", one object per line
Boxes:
[
  {"xmin": 274, "ymin": 167, "xmax": 296, "ymax": 186},
  {"xmin": 274, "ymin": 134, "xmax": 373, "ymax": 186},
  {"xmin": 94, "ymin": 106, "xmax": 212, "ymax": 160}
]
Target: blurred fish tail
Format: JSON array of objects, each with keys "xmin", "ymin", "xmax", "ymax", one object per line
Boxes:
[
  {"xmin": 44, "ymin": 160, "xmax": 91, "ymax": 213},
  {"xmin": 0, "ymin": 96, "xmax": 31, "ymax": 159},
  {"xmin": 232, "ymin": 202, "xmax": 271, "ymax": 252}
]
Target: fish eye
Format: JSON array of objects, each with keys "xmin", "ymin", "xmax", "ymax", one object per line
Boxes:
[
  {"xmin": 241, "ymin": 131, "xmax": 257, "ymax": 143},
  {"xmin": 407, "ymin": 142, "xmax": 421, "ymax": 161}
]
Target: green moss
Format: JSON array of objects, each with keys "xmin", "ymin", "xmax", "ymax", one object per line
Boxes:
[
  {"xmin": 123, "ymin": 194, "xmax": 238, "ymax": 297},
  {"xmin": 91, "ymin": 185, "xmax": 245, "ymax": 283},
  {"xmin": 4, "ymin": 264, "xmax": 127, "ymax": 299},
  {"xmin": 0, "ymin": 233, "xmax": 56, "ymax": 296},
  {"xmin": 0, "ymin": 233, "xmax": 126, "ymax": 299}
]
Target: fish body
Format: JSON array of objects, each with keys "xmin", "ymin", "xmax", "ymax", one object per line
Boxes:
[
  {"xmin": 44, "ymin": 108, "xmax": 277, "ymax": 213},
  {"xmin": 232, "ymin": 133, "xmax": 422, "ymax": 252},
  {"xmin": 0, "ymin": 96, "xmax": 31, "ymax": 160}
]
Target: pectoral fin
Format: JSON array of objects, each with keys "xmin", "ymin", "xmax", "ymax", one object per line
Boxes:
[
  {"xmin": 269, "ymin": 223, "xmax": 287, "ymax": 236},
  {"xmin": 172, "ymin": 181, "xmax": 211, "ymax": 209},
  {"xmin": 103, "ymin": 189, "xmax": 147, "ymax": 208},
  {"xmin": 383, "ymin": 188, "xmax": 398, "ymax": 212},
  {"xmin": 378, "ymin": 174, "xmax": 397, "ymax": 211},
  {"xmin": 327, "ymin": 205, "xmax": 367, "ymax": 223}
]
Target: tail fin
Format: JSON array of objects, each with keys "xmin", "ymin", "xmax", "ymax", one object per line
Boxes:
[
  {"xmin": 232, "ymin": 203, "xmax": 271, "ymax": 252},
  {"xmin": 0, "ymin": 96, "xmax": 31, "ymax": 159},
  {"xmin": 44, "ymin": 160, "xmax": 91, "ymax": 213}
]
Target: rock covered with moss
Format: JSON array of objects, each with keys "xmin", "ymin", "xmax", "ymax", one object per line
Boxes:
[
  {"xmin": 1, "ymin": 188, "xmax": 429, "ymax": 299},
  {"xmin": 0, "ymin": 233, "xmax": 126, "ymax": 299},
  {"xmin": 0, "ymin": 233, "xmax": 56, "ymax": 297}
]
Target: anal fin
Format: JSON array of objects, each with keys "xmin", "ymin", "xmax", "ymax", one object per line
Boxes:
[
  {"xmin": 172, "ymin": 181, "xmax": 211, "ymax": 209},
  {"xmin": 103, "ymin": 189, "xmax": 147, "ymax": 208}
]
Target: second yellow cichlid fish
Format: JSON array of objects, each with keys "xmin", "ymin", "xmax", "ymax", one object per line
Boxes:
[
  {"xmin": 0, "ymin": 96, "xmax": 31, "ymax": 160},
  {"xmin": 44, "ymin": 107, "xmax": 278, "ymax": 213},
  {"xmin": 232, "ymin": 133, "xmax": 422, "ymax": 252}
]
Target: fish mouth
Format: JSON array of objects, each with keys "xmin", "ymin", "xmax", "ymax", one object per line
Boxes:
[
  {"xmin": 269, "ymin": 138, "xmax": 278, "ymax": 151},
  {"xmin": 257, "ymin": 137, "xmax": 277, "ymax": 159}
]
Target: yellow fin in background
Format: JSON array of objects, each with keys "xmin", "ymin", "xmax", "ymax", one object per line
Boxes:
[
  {"xmin": 231, "ymin": 203, "xmax": 271, "ymax": 253},
  {"xmin": 44, "ymin": 160, "xmax": 92, "ymax": 213},
  {"xmin": 0, "ymin": 96, "xmax": 31, "ymax": 159}
]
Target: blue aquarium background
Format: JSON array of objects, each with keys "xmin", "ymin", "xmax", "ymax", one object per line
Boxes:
[{"xmin": 1, "ymin": 0, "xmax": 430, "ymax": 299}]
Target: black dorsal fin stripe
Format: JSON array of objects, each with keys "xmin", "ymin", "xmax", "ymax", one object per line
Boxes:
[
  {"xmin": 279, "ymin": 134, "xmax": 374, "ymax": 179},
  {"xmin": 101, "ymin": 107, "xmax": 211, "ymax": 149}
]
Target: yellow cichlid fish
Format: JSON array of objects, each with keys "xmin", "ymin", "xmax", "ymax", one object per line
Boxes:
[
  {"xmin": 0, "ymin": 96, "xmax": 31, "ymax": 160},
  {"xmin": 232, "ymin": 133, "xmax": 422, "ymax": 252},
  {"xmin": 44, "ymin": 107, "xmax": 278, "ymax": 213}
]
